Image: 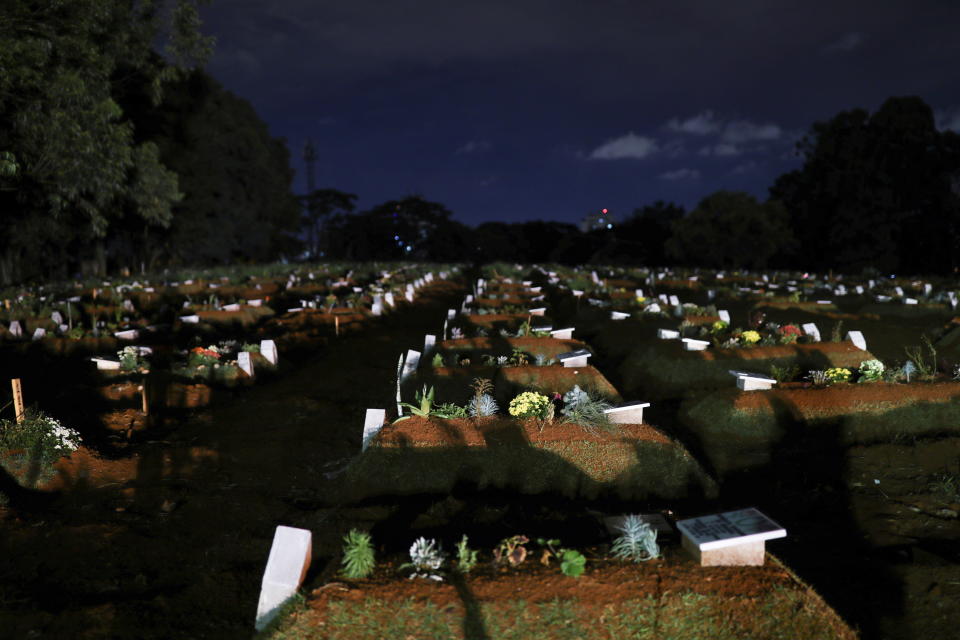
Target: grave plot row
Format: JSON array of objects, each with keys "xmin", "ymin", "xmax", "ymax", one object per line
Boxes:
[
  {"xmin": 0, "ymin": 267, "xmax": 462, "ymax": 494},
  {"xmin": 347, "ymin": 274, "xmax": 716, "ymax": 503},
  {"xmin": 262, "ymin": 268, "xmax": 856, "ymax": 639}
]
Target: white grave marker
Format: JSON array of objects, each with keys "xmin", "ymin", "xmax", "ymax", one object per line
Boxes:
[
  {"xmin": 238, "ymin": 351, "xmax": 254, "ymax": 378},
  {"xmin": 51, "ymin": 311, "xmax": 63, "ymax": 325},
  {"xmin": 558, "ymin": 349, "xmax": 590, "ymax": 368},
  {"xmin": 423, "ymin": 334, "xmax": 436, "ymax": 355},
  {"xmin": 682, "ymin": 338, "xmax": 710, "ymax": 351},
  {"xmin": 604, "ymin": 401, "xmax": 651, "ymax": 424},
  {"xmin": 657, "ymin": 328, "xmax": 680, "ymax": 340},
  {"xmin": 9, "ymin": 321, "xmax": 22, "ymax": 338},
  {"xmin": 114, "ymin": 329, "xmax": 139, "ymax": 341},
  {"xmin": 90, "ymin": 357, "xmax": 121, "ymax": 371},
  {"xmin": 255, "ymin": 526, "xmax": 312, "ymax": 631},
  {"xmin": 260, "ymin": 340, "xmax": 278, "ymax": 365},
  {"xmin": 32, "ymin": 328, "xmax": 46, "ymax": 341},
  {"xmin": 717, "ymin": 310, "xmax": 730, "ymax": 324},
  {"xmin": 550, "ymin": 328, "xmax": 574, "ymax": 340},
  {"xmin": 729, "ymin": 370, "xmax": 777, "ymax": 391},
  {"xmin": 529, "ymin": 307, "xmax": 546, "ymax": 316},
  {"xmin": 668, "ymin": 295, "xmax": 680, "ymax": 306},
  {"xmin": 802, "ymin": 323, "xmax": 821, "ymax": 342},
  {"xmin": 361, "ymin": 408, "xmax": 386, "ymax": 451},
  {"xmin": 846, "ymin": 330, "xmax": 867, "ymax": 351},
  {"xmin": 610, "ymin": 311, "xmax": 630, "ymax": 320},
  {"xmin": 677, "ymin": 508, "xmax": 786, "ymax": 567},
  {"xmin": 400, "ymin": 349, "xmax": 421, "ymax": 381},
  {"xmin": 180, "ymin": 315, "xmax": 200, "ymax": 324},
  {"xmin": 904, "ymin": 298, "xmax": 918, "ymax": 305}
]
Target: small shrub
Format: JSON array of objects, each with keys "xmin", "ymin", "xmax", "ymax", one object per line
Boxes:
[
  {"xmin": 610, "ymin": 515, "xmax": 660, "ymax": 563},
  {"xmin": 560, "ymin": 385, "xmax": 613, "ymax": 433},
  {"xmin": 858, "ymin": 359, "xmax": 885, "ymax": 383},
  {"xmin": 769, "ymin": 364, "xmax": 799, "ymax": 383},
  {"xmin": 494, "ymin": 535, "xmax": 529, "ymax": 566},
  {"xmin": 340, "ymin": 529, "xmax": 375, "ymax": 579},
  {"xmin": 559, "ymin": 549, "xmax": 587, "ymax": 578},
  {"xmin": 508, "ymin": 392, "xmax": 552, "ymax": 419},
  {"xmin": 431, "ymin": 352, "xmax": 444, "ymax": 368},
  {"xmin": 402, "ymin": 537, "xmax": 445, "ymax": 581},
  {"xmin": 824, "ymin": 367, "xmax": 852, "ymax": 384},
  {"xmin": 455, "ymin": 535, "xmax": 478, "ymax": 574}
]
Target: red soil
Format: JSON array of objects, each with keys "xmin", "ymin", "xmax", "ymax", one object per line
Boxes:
[{"xmin": 374, "ymin": 416, "xmax": 673, "ymax": 448}]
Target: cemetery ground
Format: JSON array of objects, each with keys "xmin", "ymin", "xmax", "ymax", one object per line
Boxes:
[{"xmin": 0, "ymin": 272, "xmax": 957, "ymax": 639}]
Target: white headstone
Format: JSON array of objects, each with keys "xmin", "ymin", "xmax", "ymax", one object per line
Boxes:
[
  {"xmin": 248, "ymin": 299, "xmax": 262, "ymax": 307},
  {"xmin": 361, "ymin": 408, "xmax": 386, "ymax": 451},
  {"xmin": 550, "ymin": 328, "xmax": 574, "ymax": 340},
  {"xmin": 114, "ymin": 329, "xmax": 139, "ymax": 341},
  {"xmin": 572, "ymin": 289, "xmax": 584, "ymax": 297},
  {"xmin": 423, "ymin": 334, "xmax": 436, "ymax": 355},
  {"xmin": 924, "ymin": 283, "xmax": 932, "ymax": 295},
  {"xmin": 604, "ymin": 401, "xmax": 651, "ymax": 424},
  {"xmin": 610, "ymin": 311, "xmax": 630, "ymax": 320},
  {"xmin": 255, "ymin": 526, "xmax": 312, "ymax": 631},
  {"xmin": 384, "ymin": 292, "xmax": 395, "ymax": 307},
  {"xmin": 730, "ymin": 370, "xmax": 777, "ymax": 391},
  {"xmin": 91, "ymin": 357, "xmax": 121, "ymax": 371},
  {"xmin": 677, "ymin": 508, "xmax": 785, "ymax": 567},
  {"xmin": 894, "ymin": 286, "xmax": 904, "ymax": 297},
  {"xmin": 260, "ymin": 340, "xmax": 278, "ymax": 365},
  {"xmin": 222, "ymin": 303, "xmax": 240, "ymax": 312},
  {"xmin": 529, "ymin": 307, "xmax": 546, "ymax": 316},
  {"xmin": 401, "ymin": 349, "xmax": 421, "ymax": 381},
  {"xmin": 802, "ymin": 323, "xmax": 821, "ymax": 342},
  {"xmin": 904, "ymin": 298, "xmax": 918, "ymax": 305},
  {"xmin": 180, "ymin": 315, "xmax": 200, "ymax": 324},
  {"xmin": 668, "ymin": 295, "xmax": 680, "ymax": 306},
  {"xmin": 635, "ymin": 289, "xmax": 644, "ymax": 298},
  {"xmin": 657, "ymin": 328, "xmax": 680, "ymax": 340},
  {"xmin": 658, "ymin": 294, "xmax": 669, "ymax": 304},
  {"xmin": 558, "ymin": 349, "xmax": 590, "ymax": 368},
  {"xmin": 646, "ymin": 303, "xmax": 662, "ymax": 313},
  {"xmin": 855, "ymin": 285, "xmax": 864, "ymax": 295},
  {"xmin": 447, "ymin": 308, "xmax": 457, "ymax": 320},
  {"xmin": 717, "ymin": 310, "xmax": 730, "ymax": 324},
  {"xmin": 8, "ymin": 321, "xmax": 22, "ymax": 338},
  {"xmin": 846, "ymin": 330, "xmax": 867, "ymax": 351},
  {"xmin": 32, "ymin": 327, "xmax": 46, "ymax": 341},
  {"xmin": 238, "ymin": 351, "xmax": 254, "ymax": 377},
  {"xmin": 681, "ymin": 338, "xmax": 710, "ymax": 351},
  {"xmin": 51, "ymin": 311, "xmax": 64, "ymax": 325}
]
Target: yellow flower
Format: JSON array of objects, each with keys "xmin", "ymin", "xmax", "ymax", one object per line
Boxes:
[
  {"xmin": 740, "ymin": 330, "xmax": 761, "ymax": 344},
  {"xmin": 509, "ymin": 391, "xmax": 550, "ymax": 418}
]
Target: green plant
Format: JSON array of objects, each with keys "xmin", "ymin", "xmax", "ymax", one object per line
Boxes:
[
  {"xmin": 904, "ymin": 335, "xmax": 938, "ymax": 380},
  {"xmin": 396, "ymin": 385, "xmax": 437, "ymax": 421},
  {"xmin": 769, "ymin": 364, "xmax": 799, "ymax": 383},
  {"xmin": 432, "ymin": 402, "xmax": 467, "ymax": 419},
  {"xmin": 0, "ymin": 410, "xmax": 81, "ymax": 469},
  {"xmin": 493, "ymin": 535, "xmax": 529, "ymax": 566},
  {"xmin": 858, "ymin": 359, "xmax": 885, "ymax": 383},
  {"xmin": 610, "ymin": 515, "xmax": 660, "ymax": 563},
  {"xmin": 830, "ymin": 320, "xmax": 844, "ymax": 343},
  {"xmin": 341, "ymin": 529, "xmax": 376, "ymax": 579},
  {"xmin": 560, "ymin": 385, "xmax": 613, "ymax": 433},
  {"xmin": 401, "ymin": 537, "xmax": 445, "ymax": 581},
  {"xmin": 535, "ymin": 538, "xmax": 586, "ymax": 578},
  {"xmin": 431, "ymin": 352, "xmax": 444, "ymax": 368},
  {"xmin": 455, "ymin": 535, "xmax": 478, "ymax": 573},
  {"xmin": 928, "ymin": 470, "xmax": 960, "ymax": 502},
  {"xmin": 241, "ymin": 343, "xmax": 260, "ymax": 353},
  {"xmin": 807, "ymin": 370, "xmax": 829, "ymax": 386},
  {"xmin": 118, "ymin": 346, "xmax": 147, "ymax": 372},
  {"xmin": 508, "ymin": 391, "xmax": 552, "ymax": 419},
  {"xmin": 508, "ymin": 347, "xmax": 529, "ymax": 366}
]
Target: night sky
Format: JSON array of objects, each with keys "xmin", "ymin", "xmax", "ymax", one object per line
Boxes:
[{"xmin": 199, "ymin": 0, "xmax": 960, "ymax": 227}]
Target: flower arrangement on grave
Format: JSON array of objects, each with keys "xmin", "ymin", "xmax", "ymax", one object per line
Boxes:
[
  {"xmin": 188, "ymin": 345, "xmax": 221, "ymax": 368},
  {"xmin": 0, "ymin": 410, "xmax": 81, "ymax": 486},
  {"xmin": 824, "ymin": 367, "xmax": 852, "ymax": 384},
  {"xmin": 117, "ymin": 346, "xmax": 148, "ymax": 373},
  {"xmin": 711, "ymin": 320, "xmax": 728, "ymax": 333},
  {"xmin": 777, "ymin": 324, "xmax": 803, "ymax": 344},
  {"xmin": 857, "ymin": 359, "xmax": 885, "ymax": 383},
  {"xmin": 739, "ymin": 330, "xmax": 761, "ymax": 346},
  {"xmin": 508, "ymin": 391, "xmax": 553, "ymax": 420}
]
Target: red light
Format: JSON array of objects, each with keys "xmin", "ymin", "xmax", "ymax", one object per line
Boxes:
[{"xmin": 601, "ymin": 208, "xmax": 608, "ymax": 214}]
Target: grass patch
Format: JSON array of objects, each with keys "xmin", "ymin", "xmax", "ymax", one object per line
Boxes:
[{"xmin": 262, "ymin": 588, "xmax": 853, "ymax": 640}]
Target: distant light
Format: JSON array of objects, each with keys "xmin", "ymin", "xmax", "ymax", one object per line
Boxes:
[
  {"xmin": 405, "ymin": 246, "xmax": 413, "ymax": 252},
  {"xmin": 607, "ymin": 223, "xmax": 613, "ymax": 229},
  {"xmin": 394, "ymin": 235, "xmax": 399, "ymax": 240},
  {"xmin": 601, "ymin": 208, "xmax": 608, "ymax": 214}
]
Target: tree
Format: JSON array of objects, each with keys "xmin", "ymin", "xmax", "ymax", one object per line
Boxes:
[
  {"xmin": 771, "ymin": 96, "xmax": 960, "ymax": 273},
  {"xmin": 299, "ymin": 189, "xmax": 357, "ymax": 259},
  {"xmin": 0, "ymin": 0, "xmax": 213, "ymax": 282},
  {"xmin": 666, "ymin": 191, "xmax": 794, "ymax": 269}
]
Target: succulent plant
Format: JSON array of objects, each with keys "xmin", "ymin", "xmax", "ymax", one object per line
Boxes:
[
  {"xmin": 468, "ymin": 393, "xmax": 499, "ymax": 417},
  {"xmin": 610, "ymin": 515, "xmax": 660, "ymax": 563}
]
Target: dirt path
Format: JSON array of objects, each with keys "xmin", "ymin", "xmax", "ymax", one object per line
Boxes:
[{"xmin": 0, "ymin": 281, "xmax": 467, "ymax": 639}]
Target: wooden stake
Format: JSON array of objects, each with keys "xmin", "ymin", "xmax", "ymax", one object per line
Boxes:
[
  {"xmin": 139, "ymin": 383, "xmax": 148, "ymax": 416},
  {"xmin": 11, "ymin": 378, "xmax": 24, "ymax": 423},
  {"xmin": 335, "ymin": 315, "xmax": 340, "ymax": 337}
]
